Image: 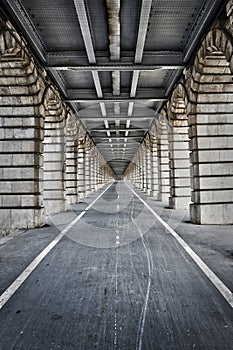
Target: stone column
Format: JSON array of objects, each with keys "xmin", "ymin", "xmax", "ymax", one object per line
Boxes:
[
  {"xmin": 43, "ymin": 101, "xmax": 67, "ymax": 216},
  {"xmin": 146, "ymin": 142, "xmax": 152, "ymax": 196},
  {"xmin": 142, "ymin": 146, "xmax": 147, "ymax": 192},
  {"xmin": 77, "ymin": 139, "xmax": 85, "ymax": 200},
  {"xmin": 66, "ymin": 139, "xmax": 78, "ymax": 205},
  {"xmin": 136, "ymin": 156, "xmax": 141, "ymax": 189},
  {"xmin": 65, "ymin": 115, "xmax": 78, "ymax": 205},
  {"xmin": 90, "ymin": 147, "xmax": 95, "ymax": 193},
  {"xmin": 96, "ymin": 155, "xmax": 101, "ymax": 189},
  {"xmin": 151, "ymin": 134, "xmax": 159, "ymax": 199},
  {"xmin": 189, "ymin": 52, "xmax": 233, "ymax": 224},
  {"xmin": 0, "ymin": 30, "xmax": 44, "ymax": 234},
  {"xmin": 94, "ymin": 156, "xmax": 98, "ymax": 191},
  {"xmin": 139, "ymin": 148, "xmax": 144, "ymax": 190},
  {"xmin": 84, "ymin": 144, "xmax": 91, "ymax": 196},
  {"xmin": 157, "ymin": 116, "xmax": 170, "ymax": 204},
  {"xmin": 168, "ymin": 118, "xmax": 191, "ymax": 209}
]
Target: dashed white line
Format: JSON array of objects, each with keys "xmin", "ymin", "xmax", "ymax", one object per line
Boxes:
[
  {"xmin": 126, "ymin": 182, "xmax": 233, "ymax": 309},
  {"xmin": 114, "ymin": 245, "xmax": 119, "ymax": 345},
  {"xmin": 0, "ymin": 182, "xmax": 113, "ymax": 311},
  {"xmin": 130, "ymin": 198, "xmax": 154, "ymax": 350}
]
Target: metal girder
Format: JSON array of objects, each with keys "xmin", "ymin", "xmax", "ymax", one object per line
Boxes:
[
  {"xmin": 104, "ymin": 154, "xmax": 135, "ymax": 157},
  {"xmin": 94, "ymin": 136, "xmax": 143, "ymax": 139},
  {"xmin": 73, "ymin": 0, "xmax": 95, "ymax": 63},
  {"xmin": 135, "ymin": 0, "xmax": 153, "ymax": 63},
  {"xmin": 46, "ymin": 64, "xmax": 184, "ymax": 71},
  {"xmin": 3, "ymin": 1, "xmax": 46, "ymax": 62},
  {"xmin": 73, "ymin": 0, "xmax": 106, "ymax": 115},
  {"xmin": 67, "ymin": 97, "xmax": 166, "ymax": 102},
  {"xmin": 96, "ymin": 140, "xmax": 139, "ymax": 144},
  {"xmin": 67, "ymin": 88, "xmax": 165, "ymax": 97},
  {"xmin": 108, "ymin": 159, "xmax": 130, "ymax": 163},
  {"xmin": 48, "ymin": 69, "xmax": 68, "ymax": 98},
  {"xmin": 127, "ymin": 0, "xmax": 153, "ymax": 127},
  {"xmin": 77, "ymin": 116, "xmax": 155, "ymax": 120},
  {"xmin": 46, "ymin": 50, "xmax": 184, "ymax": 64},
  {"xmin": 183, "ymin": 0, "xmax": 225, "ymax": 63},
  {"xmin": 90, "ymin": 128, "xmax": 145, "ymax": 132}
]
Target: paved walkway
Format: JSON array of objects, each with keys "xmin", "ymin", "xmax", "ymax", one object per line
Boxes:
[{"xmin": 0, "ymin": 181, "xmax": 232, "ymax": 350}]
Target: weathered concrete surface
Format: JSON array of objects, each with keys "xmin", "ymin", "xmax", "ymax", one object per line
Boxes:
[{"xmin": 0, "ymin": 181, "xmax": 232, "ymax": 350}]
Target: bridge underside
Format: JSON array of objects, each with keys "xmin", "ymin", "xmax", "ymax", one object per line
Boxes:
[
  {"xmin": 0, "ymin": 2, "xmax": 233, "ymax": 349},
  {"xmin": 0, "ymin": 0, "xmax": 233, "ymax": 233}
]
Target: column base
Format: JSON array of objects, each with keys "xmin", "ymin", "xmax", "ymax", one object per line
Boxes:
[
  {"xmin": 44, "ymin": 200, "xmax": 67, "ymax": 216},
  {"xmin": 169, "ymin": 196, "xmax": 190, "ymax": 210},
  {"xmin": 190, "ymin": 203, "xmax": 233, "ymax": 224},
  {"xmin": 66, "ymin": 195, "xmax": 78, "ymax": 205},
  {"xmin": 151, "ymin": 191, "xmax": 159, "ymax": 200},
  {"xmin": 158, "ymin": 193, "xmax": 169, "ymax": 205},
  {"xmin": 0, "ymin": 207, "xmax": 45, "ymax": 238}
]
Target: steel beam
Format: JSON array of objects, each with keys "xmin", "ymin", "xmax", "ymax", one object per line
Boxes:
[
  {"xmin": 46, "ymin": 64, "xmax": 184, "ymax": 71},
  {"xmin": 127, "ymin": 0, "xmax": 153, "ymax": 128},
  {"xmin": 78, "ymin": 116, "xmax": 155, "ymax": 120},
  {"xmin": 67, "ymin": 97, "xmax": 166, "ymax": 103},
  {"xmin": 94, "ymin": 136, "xmax": 143, "ymax": 140},
  {"xmin": 90, "ymin": 128, "xmax": 145, "ymax": 132},
  {"xmin": 73, "ymin": 0, "xmax": 109, "ymax": 137},
  {"xmin": 46, "ymin": 50, "xmax": 183, "ymax": 64}
]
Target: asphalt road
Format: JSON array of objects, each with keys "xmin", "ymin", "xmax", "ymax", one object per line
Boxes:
[{"xmin": 0, "ymin": 181, "xmax": 232, "ymax": 350}]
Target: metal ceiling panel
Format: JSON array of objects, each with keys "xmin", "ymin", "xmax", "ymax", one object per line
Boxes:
[
  {"xmin": 85, "ymin": 0, "xmax": 109, "ymax": 51},
  {"xmin": 19, "ymin": 0, "xmax": 85, "ymax": 51},
  {"xmin": 60, "ymin": 71, "xmax": 95, "ymax": 89},
  {"xmin": 145, "ymin": 0, "xmax": 205, "ymax": 51},
  {"xmin": 138, "ymin": 70, "xmax": 168, "ymax": 88},
  {"xmin": 120, "ymin": 0, "xmax": 141, "ymax": 51}
]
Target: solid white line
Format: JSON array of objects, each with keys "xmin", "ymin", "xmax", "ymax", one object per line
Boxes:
[
  {"xmin": 126, "ymin": 182, "xmax": 233, "ymax": 309},
  {"xmin": 0, "ymin": 182, "xmax": 113, "ymax": 311}
]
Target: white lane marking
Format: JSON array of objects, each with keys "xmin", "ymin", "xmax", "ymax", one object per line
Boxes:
[
  {"xmin": 114, "ymin": 191, "xmax": 120, "ymax": 348},
  {"xmin": 114, "ymin": 245, "xmax": 119, "ymax": 348},
  {"xmin": 0, "ymin": 182, "xmax": 113, "ymax": 311},
  {"xmin": 130, "ymin": 198, "xmax": 154, "ymax": 350},
  {"xmin": 126, "ymin": 182, "xmax": 233, "ymax": 309}
]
